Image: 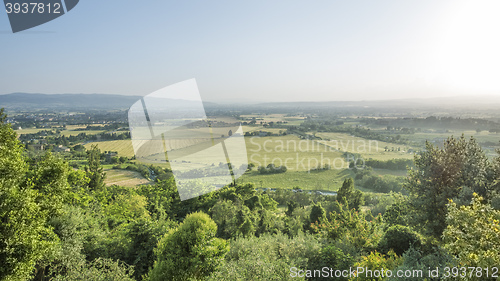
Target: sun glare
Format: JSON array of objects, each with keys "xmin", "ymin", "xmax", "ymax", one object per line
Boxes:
[{"xmin": 435, "ymin": 0, "xmax": 500, "ymax": 93}]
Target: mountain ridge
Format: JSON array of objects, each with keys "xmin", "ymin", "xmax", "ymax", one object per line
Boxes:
[{"xmin": 2, "ymin": 92, "xmax": 500, "ymax": 111}]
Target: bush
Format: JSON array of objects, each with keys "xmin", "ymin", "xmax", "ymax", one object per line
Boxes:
[
  {"xmin": 258, "ymin": 163, "xmax": 287, "ymax": 174},
  {"xmin": 359, "ymin": 174, "xmax": 405, "ymax": 194},
  {"xmin": 51, "ymin": 258, "xmax": 135, "ymax": 281},
  {"xmin": 443, "ymin": 194, "xmax": 500, "ymax": 274},
  {"xmin": 352, "ymin": 251, "xmax": 401, "ymax": 281},
  {"xmin": 207, "ymin": 233, "xmax": 320, "ymax": 281},
  {"xmin": 147, "ymin": 211, "xmax": 229, "ymax": 281},
  {"xmin": 307, "ymin": 244, "xmax": 354, "ymax": 281},
  {"xmin": 388, "ymin": 247, "xmax": 455, "ymax": 281},
  {"xmin": 378, "ymin": 225, "xmax": 422, "ymax": 256}
]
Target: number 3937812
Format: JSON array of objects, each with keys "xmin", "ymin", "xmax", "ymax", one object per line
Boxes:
[{"xmin": 5, "ymin": 2, "xmax": 62, "ymax": 14}]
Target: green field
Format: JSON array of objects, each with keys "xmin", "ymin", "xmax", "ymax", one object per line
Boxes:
[
  {"xmin": 85, "ymin": 132, "xmax": 415, "ymax": 190},
  {"xmin": 84, "ymin": 133, "xmax": 415, "ymax": 171},
  {"xmin": 240, "ymin": 168, "xmax": 354, "ymax": 191},
  {"xmin": 85, "ymin": 134, "xmax": 351, "ymax": 172},
  {"xmin": 241, "ymin": 126, "xmax": 285, "ymax": 134},
  {"xmin": 78, "ymin": 126, "xmax": 500, "ymax": 192},
  {"xmin": 247, "ymin": 135, "xmax": 347, "ymax": 171},
  {"xmin": 15, "ymin": 128, "xmax": 48, "ymax": 134},
  {"xmin": 409, "ymin": 130, "xmax": 500, "ymax": 145},
  {"xmin": 240, "ymin": 113, "xmax": 306, "ymax": 124},
  {"xmin": 104, "ymin": 169, "xmax": 151, "ymax": 187},
  {"xmin": 314, "ymin": 132, "xmax": 415, "ymax": 161},
  {"xmin": 16, "ymin": 125, "xmax": 107, "ymax": 137}
]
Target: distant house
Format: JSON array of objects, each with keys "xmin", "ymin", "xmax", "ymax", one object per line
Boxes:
[{"xmin": 53, "ymin": 145, "xmax": 70, "ymax": 152}]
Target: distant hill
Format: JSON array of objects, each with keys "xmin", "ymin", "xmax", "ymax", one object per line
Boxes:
[
  {"xmin": 0, "ymin": 93, "xmax": 142, "ymax": 110},
  {"xmin": 255, "ymin": 96, "xmax": 500, "ymax": 109},
  {"xmin": 0, "ymin": 93, "xmax": 223, "ymax": 111},
  {"xmin": 2, "ymin": 92, "xmax": 500, "ymax": 113}
]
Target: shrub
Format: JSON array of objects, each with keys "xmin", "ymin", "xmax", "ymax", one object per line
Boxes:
[
  {"xmin": 378, "ymin": 225, "xmax": 422, "ymax": 256},
  {"xmin": 258, "ymin": 164, "xmax": 287, "ymax": 174},
  {"xmin": 147, "ymin": 211, "xmax": 229, "ymax": 281}
]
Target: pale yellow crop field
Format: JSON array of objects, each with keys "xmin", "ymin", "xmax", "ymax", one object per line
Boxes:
[
  {"xmin": 104, "ymin": 169, "xmax": 151, "ymax": 187},
  {"xmin": 85, "ymin": 140, "xmax": 135, "ymax": 157}
]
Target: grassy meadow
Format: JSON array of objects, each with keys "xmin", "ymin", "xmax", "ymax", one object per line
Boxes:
[{"xmin": 239, "ymin": 168, "xmax": 354, "ymax": 191}]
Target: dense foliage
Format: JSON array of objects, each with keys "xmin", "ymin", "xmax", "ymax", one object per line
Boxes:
[{"xmin": 2, "ymin": 107, "xmax": 500, "ymax": 280}]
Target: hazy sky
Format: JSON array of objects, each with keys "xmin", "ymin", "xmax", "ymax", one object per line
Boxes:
[{"xmin": 1, "ymin": 0, "xmax": 500, "ymax": 102}]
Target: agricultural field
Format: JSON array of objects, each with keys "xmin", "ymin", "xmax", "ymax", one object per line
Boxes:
[
  {"xmin": 240, "ymin": 113, "xmax": 306, "ymax": 124},
  {"xmin": 410, "ymin": 130, "xmax": 500, "ymax": 145},
  {"xmin": 14, "ymin": 128, "xmax": 47, "ymax": 134},
  {"xmin": 240, "ymin": 126, "xmax": 285, "ymax": 134},
  {"xmin": 104, "ymin": 169, "xmax": 151, "ymax": 187},
  {"xmin": 239, "ymin": 168, "xmax": 354, "ymax": 191},
  {"xmin": 78, "ymin": 118, "xmax": 500, "ymax": 193},
  {"xmin": 246, "ymin": 135, "xmax": 346, "ymax": 171},
  {"xmin": 85, "ymin": 140, "xmax": 135, "ymax": 157},
  {"xmin": 84, "ymin": 130, "xmax": 416, "ymax": 191},
  {"xmin": 85, "ymin": 132, "xmax": 414, "ymax": 170},
  {"xmin": 314, "ymin": 132, "xmax": 415, "ymax": 161},
  {"xmin": 206, "ymin": 116, "xmax": 240, "ymax": 123},
  {"xmin": 15, "ymin": 124, "xmax": 108, "ymax": 137},
  {"xmin": 65, "ymin": 125, "xmax": 93, "ymax": 130}
]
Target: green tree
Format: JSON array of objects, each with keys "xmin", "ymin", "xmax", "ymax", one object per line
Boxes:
[
  {"xmin": 85, "ymin": 145, "xmax": 105, "ymax": 192},
  {"xmin": 210, "ymin": 200, "xmax": 239, "ymax": 239},
  {"xmin": 350, "ymin": 251, "xmax": 401, "ymax": 281},
  {"xmin": 383, "ymin": 196, "xmax": 412, "ymax": 228},
  {"xmin": 443, "ymin": 194, "xmax": 500, "ymax": 280},
  {"xmin": 286, "ymin": 201, "xmax": 300, "ymax": 217},
  {"xmin": 256, "ymin": 209, "xmax": 282, "ymax": 236},
  {"xmin": 51, "ymin": 258, "xmax": 135, "ymax": 281},
  {"xmin": 29, "ymin": 152, "xmax": 70, "ymax": 217},
  {"xmin": 337, "ymin": 178, "xmax": 363, "ymax": 210},
  {"xmin": 405, "ymin": 136, "xmax": 494, "ymax": 238},
  {"xmin": 207, "ymin": 233, "xmax": 319, "ymax": 281},
  {"xmin": 312, "ymin": 202, "xmax": 380, "ymax": 250},
  {"xmin": 235, "ymin": 207, "xmax": 255, "ymax": 237},
  {"xmin": 307, "ymin": 245, "xmax": 354, "ymax": 281},
  {"xmin": 147, "ymin": 211, "xmax": 229, "ymax": 281},
  {"xmin": 0, "ymin": 108, "xmax": 55, "ymax": 281},
  {"xmin": 244, "ymin": 195, "xmax": 263, "ymax": 211},
  {"xmin": 308, "ymin": 202, "xmax": 327, "ymax": 230},
  {"xmin": 389, "ymin": 247, "xmax": 455, "ymax": 281}
]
